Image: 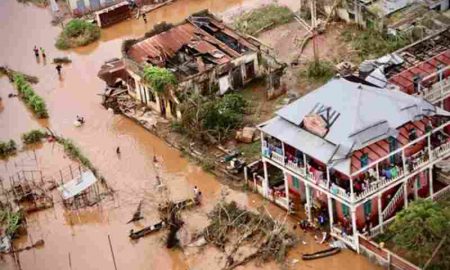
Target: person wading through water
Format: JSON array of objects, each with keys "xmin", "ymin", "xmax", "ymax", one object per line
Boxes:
[
  {"xmin": 33, "ymin": 46, "xmax": 39, "ymax": 58},
  {"xmin": 116, "ymin": 147, "xmax": 121, "ymax": 155},
  {"xmin": 56, "ymin": 64, "xmax": 62, "ymax": 76},
  {"xmin": 40, "ymin": 47, "xmax": 46, "ymax": 59},
  {"xmin": 142, "ymin": 13, "xmax": 147, "ymax": 24}
]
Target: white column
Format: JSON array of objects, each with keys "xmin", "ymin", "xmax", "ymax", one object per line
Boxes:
[
  {"xmin": 351, "ymin": 206, "xmax": 360, "ymax": 253},
  {"xmin": 350, "ymin": 176, "xmax": 355, "ymax": 201},
  {"xmin": 378, "ymin": 194, "xmax": 383, "ymax": 233},
  {"xmin": 305, "ymin": 184, "xmax": 312, "ymax": 222},
  {"xmin": 403, "ymin": 181, "xmax": 408, "ymax": 208},
  {"xmin": 414, "ymin": 177, "xmax": 418, "ymax": 199},
  {"xmin": 401, "ymin": 149, "xmax": 407, "ymax": 174},
  {"xmin": 427, "ymin": 133, "xmax": 432, "ymax": 161},
  {"xmin": 263, "ymin": 160, "xmax": 269, "ymax": 198},
  {"xmin": 326, "ymin": 167, "xmax": 331, "ymax": 187},
  {"xmin": 284, "ymin": 171, "xmax": 290, "ymax": 212},
  {"xmin": 429, "ymin": 167, "xmax": 434, "ymax": 199},
  {"xmin": 327, "ymin": 195, "xmax": 334, "ymax": 228}
]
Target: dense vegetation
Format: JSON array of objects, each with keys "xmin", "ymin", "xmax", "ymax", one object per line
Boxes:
[
  {"xmin": 234, "ymin": 5, "xmax": 294, "ymax": 36},
  {"xmin": 377, "ymin": 199, "xmax": 450, "ymax": 269},
  {"xmin": 142, "ymin": 66, "xmax": 177, "ymax": 93},
  {"xmin": 300, "ymin": 60, "xmax": 335, "ymax": 83},
  {"xmin": 21, "ymin": 129, "xmax": 47, "ymax": 144},
  {"xmin": 0, "ymin": 140, "xmax": 17, "ymax": 158},
  {"xmin": 13, "ymin": 74, "xmax": 49, "ymax": 118},
  {"xmin": 342, "ymin": 27, "xmax": 410, "ymax": 60},
  {"xmin": 55, "ymin": 19, "xmax": 101, "ymax": 50},
  {"xmin": 179, "ymin": 93, "xmax": 248, "ymax": 142}
]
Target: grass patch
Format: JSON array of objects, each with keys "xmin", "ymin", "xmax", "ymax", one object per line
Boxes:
[
  {"xmin": 55, "ymin": 19, "xmax": 100, "ymax": 50},
  {"xmin": 238, "ymin": 141, "xmax": 261, "ymax": 161},
  {"xmin": 21, "ymin": 129, "xmax": 48, "ymax": 144},
  {"xmin": 55, "ymin": 137, "xmax": 93, "ymax": 170},
  {"xmin": 0, "ymin": 209, "xmax": 24, "ymax": 237},
  {"xmin": 300, "ymin": 60, "xmax": 335, "ymax": 84},
  {"xmin": 234, "ymin": 5, "xmax": 294, "ymax": 36},
  {"xmin": 342, "ymin": 26, "xmax": 410, "ymax": 60},
  {"xmin": 13, "ymin": 74, "xmax": 48, "ymax": 118},
  {"xmin": 0, "ymin": 140, "xmax": 17, "ymax": 158}
]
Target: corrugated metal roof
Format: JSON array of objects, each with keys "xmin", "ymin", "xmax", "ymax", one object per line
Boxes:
[
  {"xmin": 57, "ymin": 170, "xmax": 97, "ymax": 200},
  {"xmin": 266, "ymin": 78, "xmax": 450, "ymax": 174},
  {"xmin": 260, "ymin": 116, "xmax": 351, "ymax": 174}
]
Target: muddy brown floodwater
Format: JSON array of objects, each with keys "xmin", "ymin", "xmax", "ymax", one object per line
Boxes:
[{"xmin": 0, "ymin": 0, "xmax": 381, "ymax": 269}]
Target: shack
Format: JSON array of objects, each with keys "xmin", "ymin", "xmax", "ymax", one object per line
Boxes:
[
  {"xmin": 95, "ymin": 1, "xmax": 131, "ymax": 28},
  {"xmin": 57, "ymin": 170, "xmax": 100, "ymax": 209}
]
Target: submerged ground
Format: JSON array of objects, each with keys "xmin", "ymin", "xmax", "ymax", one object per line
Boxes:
[{"xmin": 0, "ymin": 0, "xmax": 381, "ymax": 269}]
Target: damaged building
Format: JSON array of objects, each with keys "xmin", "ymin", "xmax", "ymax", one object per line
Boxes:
[
  {"xmin": 325, "ymin": 0, "xmax": 449, "ymax": 34},
  {"xmin": 98, "ymin": 10, "xmax": 283, "ymax": 119},
  {"xmin": 356, "ymin": 28, "xmax": 450, "ymax": 108}
]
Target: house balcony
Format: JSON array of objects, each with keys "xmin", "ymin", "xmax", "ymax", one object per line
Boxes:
[
  {"xmin": 351, "ymin": 122, "xmax": 450, "ymax": 203},
  {"xmin": 262, "ymin": 121, "xmax": 450, "ymax": 204},
  {"xmin": 416, "ymin": 66, "xmax": 450, "ymax": 105}
]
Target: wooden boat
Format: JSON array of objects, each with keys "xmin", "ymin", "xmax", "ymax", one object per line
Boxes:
[
  {"xmin": 129, "ymin": 221, "xmax": 166, "ymax": 240},
  {"xmin": 302, "ymin": 247, "xmax": 341, "ymax": 260}
]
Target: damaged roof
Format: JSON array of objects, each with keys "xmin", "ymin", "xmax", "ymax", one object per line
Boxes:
[
  {"xmin": 260, "ymin": 77, "xmax": 450, "ymax": 175},
  {"xmin": 126, "ymin": 12, "xmax": 259, "ymax": 78}
]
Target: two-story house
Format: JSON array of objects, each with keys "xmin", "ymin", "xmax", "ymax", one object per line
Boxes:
[{"xmin": 254, "ymin": 77, "xmax": 450, "ymax": 251}]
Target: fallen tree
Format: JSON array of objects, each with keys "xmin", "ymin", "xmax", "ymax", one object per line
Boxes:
[{"xmin": 203, "ymin": 201, "xmax": 297, "ymax": 270}]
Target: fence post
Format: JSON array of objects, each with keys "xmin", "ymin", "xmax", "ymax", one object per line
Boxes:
[{"xmin": 387, "ymin": 250, "xmax": 392, "ymax": 270}]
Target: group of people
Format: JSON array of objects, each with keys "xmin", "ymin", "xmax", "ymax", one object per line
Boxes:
[
  {"xmin": 33, "ymin": 46, "xmax": 46, "ymax": 59},
  {"xmin": 33, "ymin": 45, "xmax": 63, "ymax": 76}
]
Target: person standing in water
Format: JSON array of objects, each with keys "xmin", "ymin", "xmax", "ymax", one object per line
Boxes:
[
  {"xmin": 116, "ymin": 147, "xmax": 121, "ymax": 155},
  {"xmin": 56, "ymin": 64, "xmax": 62, "ymax": 76},
  {"xmin": 40, "ymin": 47, "xmax": 46, "ymax": 59},
  {"xmin": 33, "ymin": 46, "xmax": 39, "ymax": 58}
]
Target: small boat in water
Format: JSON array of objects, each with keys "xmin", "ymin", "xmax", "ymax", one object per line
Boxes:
[
  {"xmin": 302, "ymin": 247, "xmax": 341, "ymax": 260},
  {"xmin": 129, "ymin": 221, "xmax": 166, "ymax": 240}
]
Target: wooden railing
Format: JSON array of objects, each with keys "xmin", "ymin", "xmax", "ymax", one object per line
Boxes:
[{"xmin": 382, "ymin": 184, "xmax": 405, "ymax": 220}]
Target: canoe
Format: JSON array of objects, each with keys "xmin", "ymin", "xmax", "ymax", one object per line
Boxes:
[
  {"xmin": 302, "ymin": 247, "xmax": 341, "ymax": 260},
  {"xmin": 129, "ymin": 221, "xmax": 166, "ymax": 240}
]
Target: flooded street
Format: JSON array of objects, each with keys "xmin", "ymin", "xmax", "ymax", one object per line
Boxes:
[{"xmin": 0, "ymin": 0, "xmax": 380, "ymax": 269}]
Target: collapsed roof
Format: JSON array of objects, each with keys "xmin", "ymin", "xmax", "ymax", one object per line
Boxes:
[
  {"xmin": 125, "ymin": 11, "xmax": 259, "ymax": 79},
  {"xmin": 259, "ymin": 77, "xmax": 450, "ymax": 175}
]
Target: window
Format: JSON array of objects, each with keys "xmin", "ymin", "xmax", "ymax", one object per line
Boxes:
[
  {"xmin": 388, "ymin": 136, "xmax": 397, "ymax": 163},
  {"xmin": 292, "ymin": 176, "xmax": 300, "ymax": 189},
  {"xmin": 342, "ymin": 204, "xmax": 349, "ymax": 216},
  {"xmin": 408, "ymin": 128, "xmax": 417, "ymax": 141},
  {"xmin": 360, "ymin": 153, "xmax": 369, "ymax": 168},
  {"xmin": 363, "ymin": 200, "xmax": 372, "ymax": 216}
]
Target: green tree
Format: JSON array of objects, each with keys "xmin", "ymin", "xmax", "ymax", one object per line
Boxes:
[
  {"xmin": 389, "ymin": 199, "xmax": 450, "ymax": 268},
  {"xmin": 142, "ymin": 66, "xmax": 177, "ymax": 93}
]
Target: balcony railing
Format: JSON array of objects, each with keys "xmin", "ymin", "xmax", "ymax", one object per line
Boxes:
[
  {"xmin": 263, "ymin": 122, "xmax": 450, "ymax": 203},
  {"xmin": 416, "ymin": 66, "xmax": 450, "ymax": 104}
]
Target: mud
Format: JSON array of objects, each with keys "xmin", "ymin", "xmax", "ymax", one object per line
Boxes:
[{"xmin": 0, "ymin": 0, "xmax": 380, "ymax": 269}]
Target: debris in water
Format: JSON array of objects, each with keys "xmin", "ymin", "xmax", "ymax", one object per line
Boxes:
[
  {"xmin": 127, "ymin": 200, "xmax": 143, "ymax": 224},
  {"xmin": 202, "ymin": 201, "xmax": 297, "ymax": 270}
]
